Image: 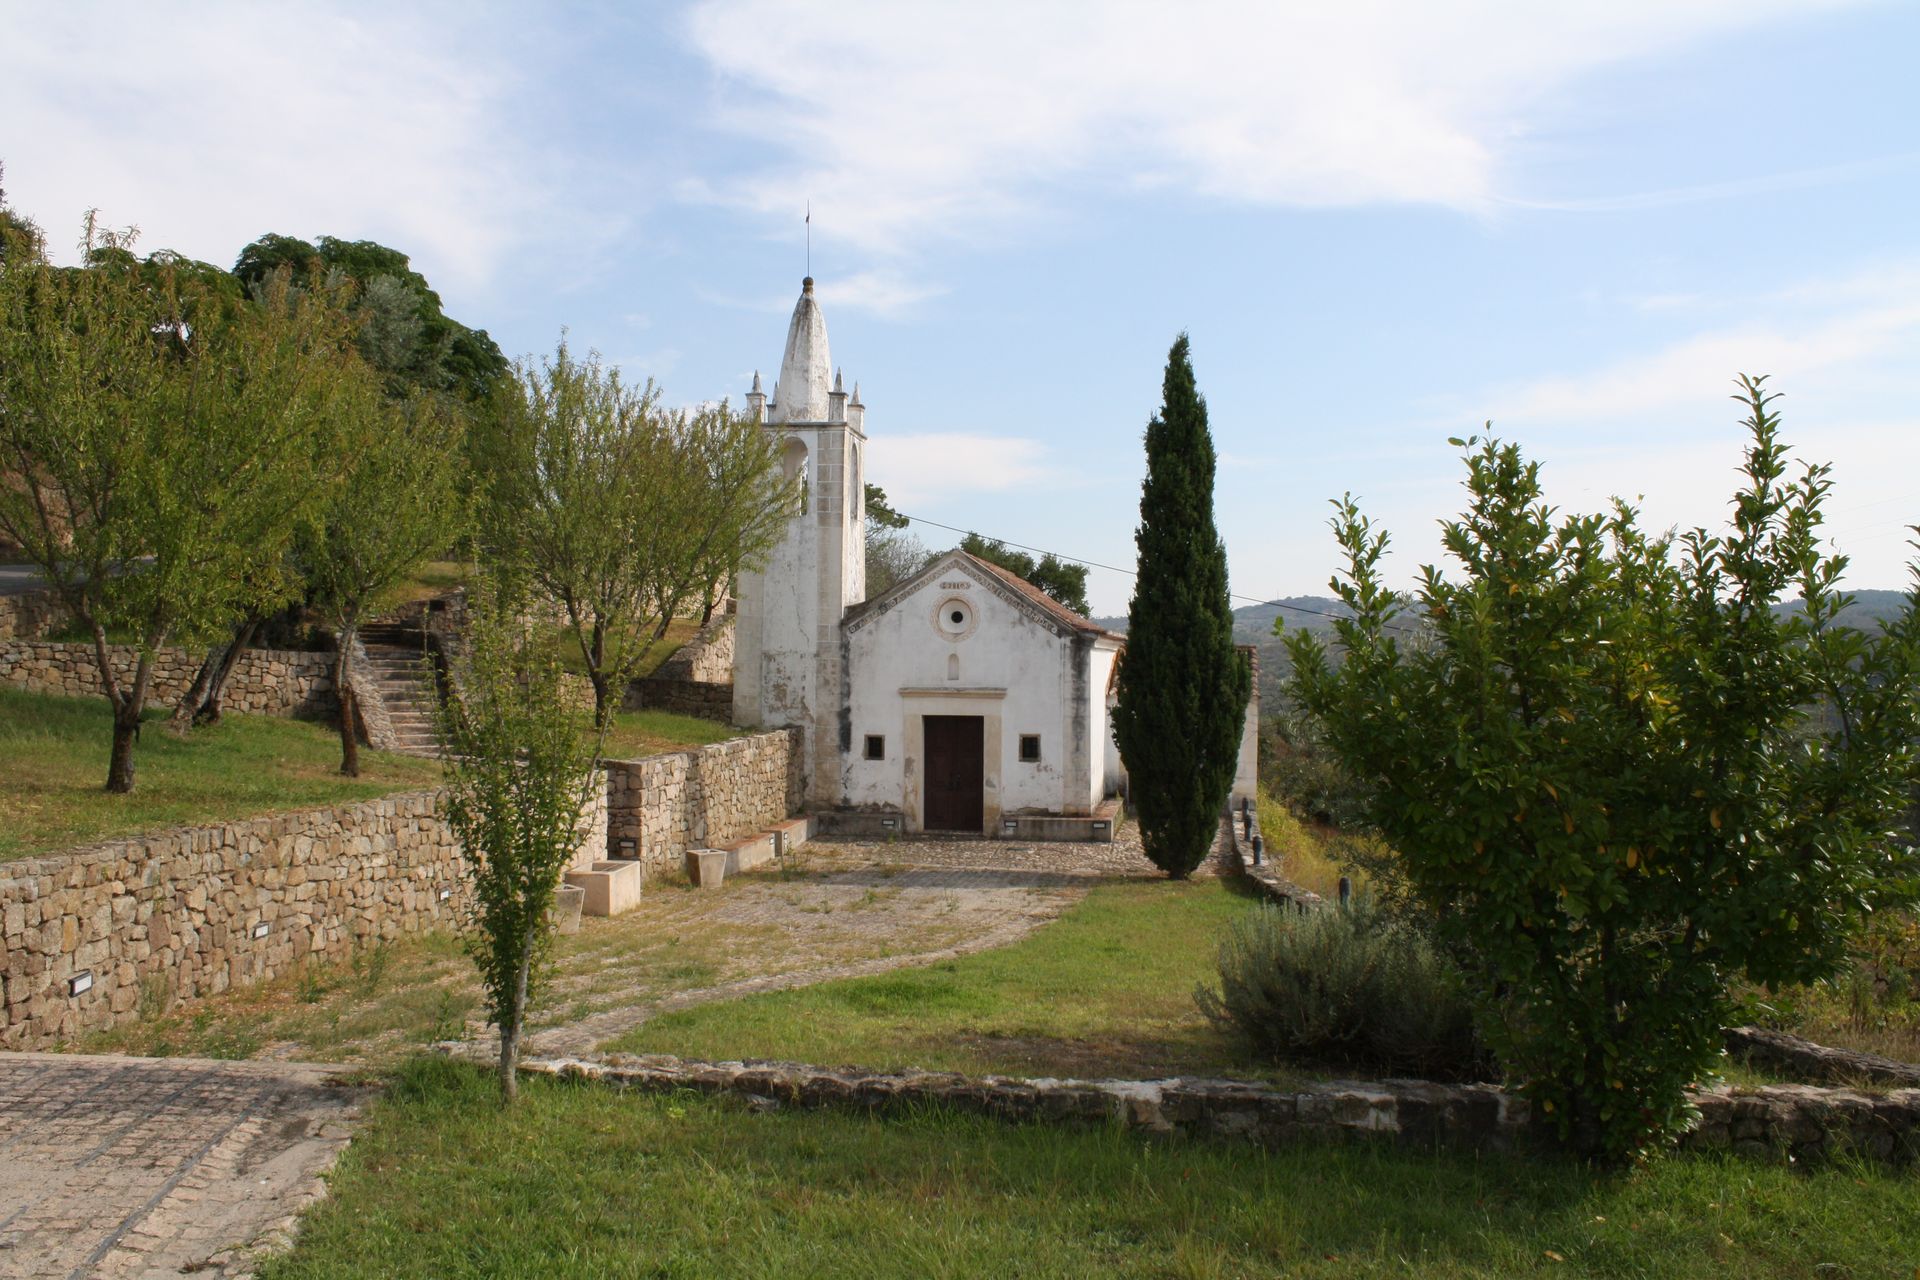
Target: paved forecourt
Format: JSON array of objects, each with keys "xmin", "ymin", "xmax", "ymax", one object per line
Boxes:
[{"xmin": 0, "ymin": 1053, "xmax": 365, "ymax": 1279}]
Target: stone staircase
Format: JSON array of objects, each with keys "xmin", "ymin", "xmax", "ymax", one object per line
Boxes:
[{"xmin": 358, "ymin": 623, "xmax": 442, "ymax": 756}]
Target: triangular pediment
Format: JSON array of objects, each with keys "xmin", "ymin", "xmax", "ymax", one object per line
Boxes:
[{"xmin": 843, "ymin": 550, "xmax": 1115, "ymax": 641}]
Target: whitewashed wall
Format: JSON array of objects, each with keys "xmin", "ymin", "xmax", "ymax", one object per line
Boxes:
[{"xmin": 841, "ymin": 561, "xmax": 1120, "ymax": 831}]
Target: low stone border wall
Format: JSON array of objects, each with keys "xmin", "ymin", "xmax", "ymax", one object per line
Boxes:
[
  {"xmin": 523, "ymin": 1052, "xmax": 1920, "ymax": 1165},
  {"xmin": 1222, "ymin": 807, "xmax": 1325, "ymax": 907},
  {"xmin": 603, "ymin": 728, "xmax": 802, "ymax": 872},
  {"xmin": 1727, "ymin": 1025, "xmax": 1920, "ymax": 1088},
  {"xmin": 0, "ymin": 640, "xmax": 335, "ymax": 717}
]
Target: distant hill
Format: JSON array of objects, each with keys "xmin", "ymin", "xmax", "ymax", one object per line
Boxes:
[
  {"xmin": 1092, "ymin": 595, "xmax": 1355, "ymax": 639},
  {"xmin": 1098, "ymin": 589, "xmax": 1913, "ymax": 715}
]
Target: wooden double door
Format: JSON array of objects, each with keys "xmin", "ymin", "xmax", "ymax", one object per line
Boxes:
[{"xmin": 923, "ymin": 715, "xmax": 984, "ymax": 832}]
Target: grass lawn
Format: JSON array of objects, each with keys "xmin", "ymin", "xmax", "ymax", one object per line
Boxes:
[
  {"xmin": 600, "ymin": 707, "xmax": 737, "ymax": 761},
  {"xmin": 260, "ymin": 1055, "xmax": 1920, "ymax": 1280},
  {"xmin": 606, "ymin": 875, "xmax": 1284, "ymax": 1081},
  {"xmin": 0, "ymin": 687, "xmax": 441, "ymax": 861}
]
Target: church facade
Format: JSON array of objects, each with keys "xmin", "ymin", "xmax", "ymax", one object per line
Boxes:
[{"xmin": 732, "ymin": 278, "xmax": 1129, "ymax": 834}]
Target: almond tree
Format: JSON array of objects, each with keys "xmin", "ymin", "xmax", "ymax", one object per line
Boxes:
[
  {"xmin": 302, "ymin": 374, "xmax": 466, "ymax": 775},
  {"xmin": 0, "ymin": 216, "xmax": 338, "ymax": 791},
  {"xmin": 479, "ymin": 342, "xmax": 787, "ymax": 725}
]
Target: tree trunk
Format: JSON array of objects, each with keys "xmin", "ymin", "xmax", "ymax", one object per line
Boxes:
[
  {"xmin": 335, "ymin": 628, "xmax": 361, "ymax": 777},
  {"xmin": 106, "ymin": 700, "xmax": 140, "ymax": 793},
  {"xmin": 104, "ymin": 650, "xmax": 155, "ymax": 794},
  {"xmin": 197, "ymin": 616, "xmax": 260, "ymax": 726},
  {"xmin": 169, "ymin": 617, "xmax": 260, "ymax": 733},
  {"xmin": 169, "ymin": 649, "xmax": 222, "ymax": 736},
  {"xmin": 499, "ymin": 942, "xmax": 533, "ymax": 1105}
]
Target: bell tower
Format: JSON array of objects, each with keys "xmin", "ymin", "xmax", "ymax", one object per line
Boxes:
[{"xmin": 732, "ymin": 277, "xmax": 867, "ymax": 801}]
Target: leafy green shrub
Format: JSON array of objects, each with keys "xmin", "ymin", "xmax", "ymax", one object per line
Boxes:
[
  {"xmin": 1285, "ymin": 378, "xmax": 1920, "ymax": 1158},
  {"xmin": 1196, "ymin": 899, "xmax": 1486, "ymax": 1079}
]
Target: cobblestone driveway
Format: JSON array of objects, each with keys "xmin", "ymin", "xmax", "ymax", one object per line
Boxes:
[{"xmin": 0, "ymin": 1053, "xmax": 364, "ymax": 1279}]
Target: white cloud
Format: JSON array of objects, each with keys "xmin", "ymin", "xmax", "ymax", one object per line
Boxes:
[
  {"xmin": 867, "ymin": 433, "xmax": 1055, "ymax": 507},
  {"xmin": 0, "ymin": 5, "xmax": 539, "ymax": 295},
  {"xmin": 815, "ymin": 269, "xmax": 946, "ymax": 317},
  {"xmin": 681, "ymin": 0, "xmax": 1857, "ymax": 254},
  {"xmin": 1488, "ymin": 268, "xmax": 1920, "ymax": 426}
]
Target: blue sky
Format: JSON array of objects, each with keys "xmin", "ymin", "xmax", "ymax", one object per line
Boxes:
[{"xmin": 5, "ymin": 1, "xmax": 1917, "ymax": 613}]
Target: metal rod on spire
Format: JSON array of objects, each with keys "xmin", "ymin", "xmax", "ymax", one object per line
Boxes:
[{"xmin": 806, "ymin": 201, "xmax": 811, "ymax": 278}]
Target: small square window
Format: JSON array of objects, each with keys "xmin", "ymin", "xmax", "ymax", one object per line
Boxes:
[
  {"xmin": 864, "ymin": 734, "xmax": 886, "ymax": 761},
  {"xmin": 1019, "ymin": 734, "xmax": 1041, "ymax": 763}
]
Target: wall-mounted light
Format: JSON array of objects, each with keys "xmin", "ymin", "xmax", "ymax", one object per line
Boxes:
[
  {"xmin": 438, "ymin": 887, "xmax": 453, "ymax": 902},
  {"xmin": 615, "ymin": 837, "xmax": 638, "ymax": 859},
  {"xmin": 879, "ymin": 816, "xmax": 899, "ymax": 831},
  {"xmin": 1091, "ymin": 820, "xmax": 1110, "ymax": 837},
  {"xmin": 252, "ymin": 921, "xmax": 270, "ymax": 939},
  {"xmin": 1000, "ymin": 817, "xmax": 1018, "ymax": 837},
  {"xmin": 68, "ymin": 970, "xmax": 93, "ymax": 997}
]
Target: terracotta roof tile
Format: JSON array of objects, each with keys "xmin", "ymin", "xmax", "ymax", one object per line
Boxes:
[{"xmin": 957, "ymin": 553, "xmax": 1123, "ymax": 640}]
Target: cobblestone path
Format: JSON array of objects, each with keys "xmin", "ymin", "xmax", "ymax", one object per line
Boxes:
[{"xmin": 0, "ymin": 1053, "xmax": 364, "ymax": 1279}]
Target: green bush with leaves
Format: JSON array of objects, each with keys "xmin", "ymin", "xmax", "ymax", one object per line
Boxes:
[
  {"xmin": 437, "ymin": 576, "xmax": 604, "ymax": 1102},
  {"xmin": 1197, "ymin": 899, "xmax": 1484, "ymax": 1079},
  {"xmin": 1285, "ymin": 378, "xmax": 1920, "ymax": 1159}
]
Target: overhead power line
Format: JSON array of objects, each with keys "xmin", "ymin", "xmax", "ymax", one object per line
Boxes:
[{"xmin": 891, "ymin": 509, "xmax": 1420, "ymax": 634}]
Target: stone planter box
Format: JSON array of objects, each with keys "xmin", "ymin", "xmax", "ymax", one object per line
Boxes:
[
  {"xmin": 553, "ymin": 884, "xmax": 586, "ymax": 935},
  {"xmin": 564, "ymin": 861, "xmax": 643, "ymax": 917},
  {"xmin": 685, "ymin": 848, "xmax": 727, "ymax": 889}
]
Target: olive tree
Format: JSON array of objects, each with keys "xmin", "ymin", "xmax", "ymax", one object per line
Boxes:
[{"xmin": 1286, "ymin": 378, "xmax": 1920, "ymax": 1159}]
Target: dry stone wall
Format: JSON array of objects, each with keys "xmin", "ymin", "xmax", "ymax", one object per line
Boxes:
[
  {"xmin": 0, "ymin": 589, "xmax": 65, "ymax": 642},
  {"xmin": 1, "ymin": 792, "xmax": 466, "ymax": 1051},
  {"xmin": 604, "ymin": 727, "xmax": 801, "ymax": 871},
  {"xmin": 0, "ymin": 641, "xmax": 335, "ymax": 717},
  {"xmin": 653, "ymin": 610, "xmax": 734, "ymax": 684},
  {"xmin": 625, "ymin": 677, "xmax": 732, "ymax": 722}
]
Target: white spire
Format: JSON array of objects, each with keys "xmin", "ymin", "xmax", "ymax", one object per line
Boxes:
[{"xmin": 771, "ymin": 277, "xmax": 831, "ymax": 424}]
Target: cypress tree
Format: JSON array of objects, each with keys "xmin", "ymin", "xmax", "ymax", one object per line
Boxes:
[{"xmin": 1112, "ymin": 335, "xmax": 1250, "ymax": 878}]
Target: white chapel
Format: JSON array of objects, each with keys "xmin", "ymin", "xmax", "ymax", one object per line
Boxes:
[{"xmin": 732, "ymin": 277, "xmax": 1133, "ymax": 837}]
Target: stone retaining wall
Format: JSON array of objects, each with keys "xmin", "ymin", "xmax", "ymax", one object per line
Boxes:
[
  {"xmin": 1, "ymin": 791, "xmax": 467, "ymax": 1051},
  {"xmin": 524, "ymin": 1053, "xmax": 1920, "ymax": 1166},
  {"xmin": 653, "ymin": 610, "xmax": 734, "ymax": 684},
  {"xmin": 0, "ymin": 640, "xmax": 335, "ymax": 717},
  {"xmin": 0, "ymin": 589, "xmax": 65, "ymax": 642},
  {"xmin": 625, "ymin": 677, "xmax": 732, "ymax": 723},
  {"xmin": 603, "ymin": 728, "xmax": 802, "ymax": 872}
]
